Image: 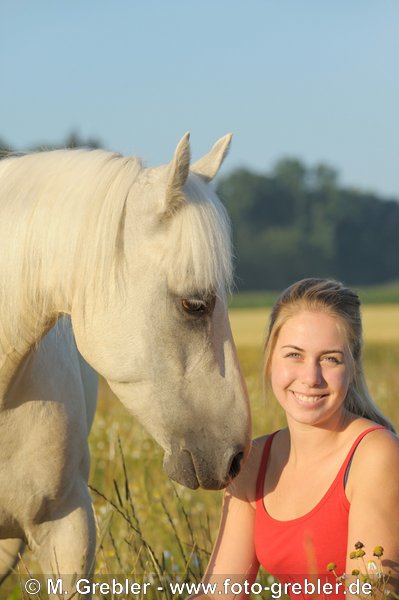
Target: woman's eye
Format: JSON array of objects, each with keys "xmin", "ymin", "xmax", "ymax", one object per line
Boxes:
[
  {"xmin": 181, "ymin": 295, "xmax": 215, "ymax": 315},
  {"xmin": 323, "ymin": 356, "xmax": 342, "ymax": 364},
  {"xmin": 285, "ymin": 352, "xmax": 301, "ymax": 359}
]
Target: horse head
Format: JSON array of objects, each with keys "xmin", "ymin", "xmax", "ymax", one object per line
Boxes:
[{"xmin": 71, "ymin": 134, "xmax": 251, "ymax": 490}]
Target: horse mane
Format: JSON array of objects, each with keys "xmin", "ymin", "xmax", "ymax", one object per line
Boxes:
[
  {"xmin": 0, "ymin": 148, "xmax": 233, "ymax": 353},
  {"xmin": 0, "ymin": 149, "xmax": 142, "ymax": 349}
]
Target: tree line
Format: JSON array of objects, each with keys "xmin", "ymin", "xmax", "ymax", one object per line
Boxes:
[
  {"xmin": 1, "ymin": 134, "xmax": 398, "ymax": 291},
  {"xmin": 217, "ymin": 159, "xmax": 399, "ymax": 290}
]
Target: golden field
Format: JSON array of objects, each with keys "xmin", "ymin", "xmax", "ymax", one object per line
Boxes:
[
  {"xmin": 5, "ymin": 304, "xmax": 399, "ymax": 599},
  {"xmin": 229, "ymin": 304, "xmax": 399, "ymax": 347}
]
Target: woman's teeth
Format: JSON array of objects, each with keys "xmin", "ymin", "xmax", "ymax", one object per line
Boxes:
[{"xmin": 293, "ymin": 392, "xmax": 325, "ymax": 404}]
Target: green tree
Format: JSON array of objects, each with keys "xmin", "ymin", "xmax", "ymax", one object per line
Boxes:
[{"xmin": 218, "ymin": 160, "xmax": 399, "ymax": 290}]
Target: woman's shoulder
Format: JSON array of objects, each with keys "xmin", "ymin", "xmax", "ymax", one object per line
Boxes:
[
  {"xmin": 227, "ymin": 432, "xmax": 277, "ymax": 506},
  {"xmin": 349, "ymin": 418, "xmax": 398, "ymax": 451},
  {"xmin": 356, "ymin": 421, "xmax": 398, "ymax": 455},
  {"xmin": 347, "ymin": 419, "xmax": 399, "ymax": 489}
]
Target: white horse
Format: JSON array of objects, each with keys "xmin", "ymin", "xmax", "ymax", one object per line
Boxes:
[{"xmin": 0, "ymin": 133, "xmax": 250, "ymax": 590}]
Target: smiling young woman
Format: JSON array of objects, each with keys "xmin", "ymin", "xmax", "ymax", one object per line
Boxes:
[
  {"xmin": 188, "ymin": 279, "xmax": 399, "ymax": 600},
  {"xmin": 269, "ymin": 310, "xmax": 351, "ymax": 429}
]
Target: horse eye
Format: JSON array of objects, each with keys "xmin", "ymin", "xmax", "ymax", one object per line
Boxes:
[
  {"xmin": 181, "ymin": 296, "xmax": 215, "ymax": 315},
  {"xmin": 181, "ymin": 298, "xmax": 207, "ymax": 314}
]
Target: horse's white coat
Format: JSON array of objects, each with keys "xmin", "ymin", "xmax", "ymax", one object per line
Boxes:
[{"xmin": 0, "ymin": 134, "xmax": 251, "ymax": 593}]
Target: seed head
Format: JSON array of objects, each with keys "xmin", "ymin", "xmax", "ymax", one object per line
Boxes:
[
  {"xmin": 352, "ymin": 569, "xmax": 360, "ymax": 576},
  {"xmin": 327, "ymin": 562, "xmax": 337, "ymax": 572},
  {"xmin": 373, "ymin": 546, "xmax": 384, "ymax": 558},
  {"xmin": 355, "ymin": 549, "xmax": 366, "ymax": 558},
  {"xmin": 355, "ymin": 541, "xmax": 365, "ymax": 550}
]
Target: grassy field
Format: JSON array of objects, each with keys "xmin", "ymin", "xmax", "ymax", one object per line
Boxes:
[
  {"xmin": 229, "ymin": 281, "xmax": 399, "ymax": 309},
  {"xmin": 5, "ymin": 303, "xmax": 399, "ymax": 599}
]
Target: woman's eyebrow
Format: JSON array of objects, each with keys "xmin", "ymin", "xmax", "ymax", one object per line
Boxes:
[
  {"xmin": 281, "ymin": 345, "xmax": 344, "ymax": 354},
  {"xmin": 281, "ymin": 345, "xmax": 305, "ymax": 351}
]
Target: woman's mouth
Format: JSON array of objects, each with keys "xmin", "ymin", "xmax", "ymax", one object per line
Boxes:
[{"xmin": 291, "ymin": 391, "xmax": 328, "ymax": 405}]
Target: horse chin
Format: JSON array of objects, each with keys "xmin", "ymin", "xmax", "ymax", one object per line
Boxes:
[{"xmin": 163, "ymin": 450, "xmax": 228, "ymax": 491}]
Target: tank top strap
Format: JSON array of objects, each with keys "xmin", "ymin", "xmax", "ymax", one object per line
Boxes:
[
  {"xmin": 337, "ymin": 425, "xmax": 386, "ymax": 484},
  {"xmin": 256, "ymin": 431, "xmax": 279, "ymax": 499},
  {"xmin": 256, "ymin": 426, "xmax": 386, "ymax": 501}
]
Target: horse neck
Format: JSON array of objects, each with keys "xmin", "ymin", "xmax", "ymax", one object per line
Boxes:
[{"xmin": 0, "ymin": 322, "xmax": 56, "ymax": 398}]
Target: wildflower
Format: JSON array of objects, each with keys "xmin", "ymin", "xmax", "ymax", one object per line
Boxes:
[
  {"xmin": 352, "ymin": 569, "xmax": 360, "ymax": 576},
  {"xmin": 327, "ymin": 562, "xmax": 337, "ymax": 572},
  {"xmin": 373, "ymin": 546, "xmax": 384, "ymax": 558},
  {"xmin": 355, "ymin": 541, "xmax": 365, "ymax": 550},
  {"xmin": 349, "ymin": 551, "xmax": 357, "ymax": 560},
  {"xmin": 367, "ymin": 561, "xmax": 378, "ymax": 576},
  {"xmin": 355, "ymin": 549, "xmax": 366, "ymax": 558}
]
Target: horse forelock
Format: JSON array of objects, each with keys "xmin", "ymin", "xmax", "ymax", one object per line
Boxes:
[{"xmin": 156, "ymin": 173, "xmax": 233, "ymax": 297}]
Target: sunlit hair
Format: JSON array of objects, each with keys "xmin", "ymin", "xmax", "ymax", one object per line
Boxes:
[{"xmin": 263, "ymin": 278, "xmax": 395, "ymax": 432}]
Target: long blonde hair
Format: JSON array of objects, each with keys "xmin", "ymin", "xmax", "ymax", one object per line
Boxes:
[{"xmin": 263, "ymin": 278, "xmax": 395, "ymax": 432}]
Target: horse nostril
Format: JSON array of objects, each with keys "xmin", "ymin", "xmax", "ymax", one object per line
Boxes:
[{"xmin": 228, "ymin": 451, "xmax": 244, "ymax": 480}]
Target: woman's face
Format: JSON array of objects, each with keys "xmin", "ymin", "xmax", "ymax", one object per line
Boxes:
[{"xmin": 270, "ymin": 310, "xmax": 352, "ymax": 428}]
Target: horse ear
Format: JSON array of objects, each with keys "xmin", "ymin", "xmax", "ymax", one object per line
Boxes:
[
  {"xmin": 164, "ymin": 132, "xmax": 191, "ymax": 219},
  {"xmin": 191, "ymin": 133, "xmax": 233, "ymax": 182}
]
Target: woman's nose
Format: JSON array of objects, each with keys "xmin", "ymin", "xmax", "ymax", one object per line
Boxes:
[{"xmin": 301, "ymin": 361, "xmax": 322, "ymax": 387}]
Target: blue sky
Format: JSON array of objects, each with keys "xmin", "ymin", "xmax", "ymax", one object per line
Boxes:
[{"xmin": 1, "ymin": 1, "xmax": 399, "ymax": 197}]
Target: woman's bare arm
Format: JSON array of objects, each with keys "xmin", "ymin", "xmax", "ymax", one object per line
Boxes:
[
  {"xmin": 187, "ymin": 438, "xmax": 266, "ymax": 600},
  {"xmin": 345, "ymin": 429, "xmax": 399, "ymax": 597}
]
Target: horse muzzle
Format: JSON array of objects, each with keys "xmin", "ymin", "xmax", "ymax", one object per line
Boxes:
[{"xmin": 163, "ymin": 444, "xmax": 246, "ymax": 490}]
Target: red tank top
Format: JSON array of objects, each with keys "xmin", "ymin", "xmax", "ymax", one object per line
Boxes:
[{"xmin": 255, "ymin": 426, "xmax": 384, "ymax": 598}]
